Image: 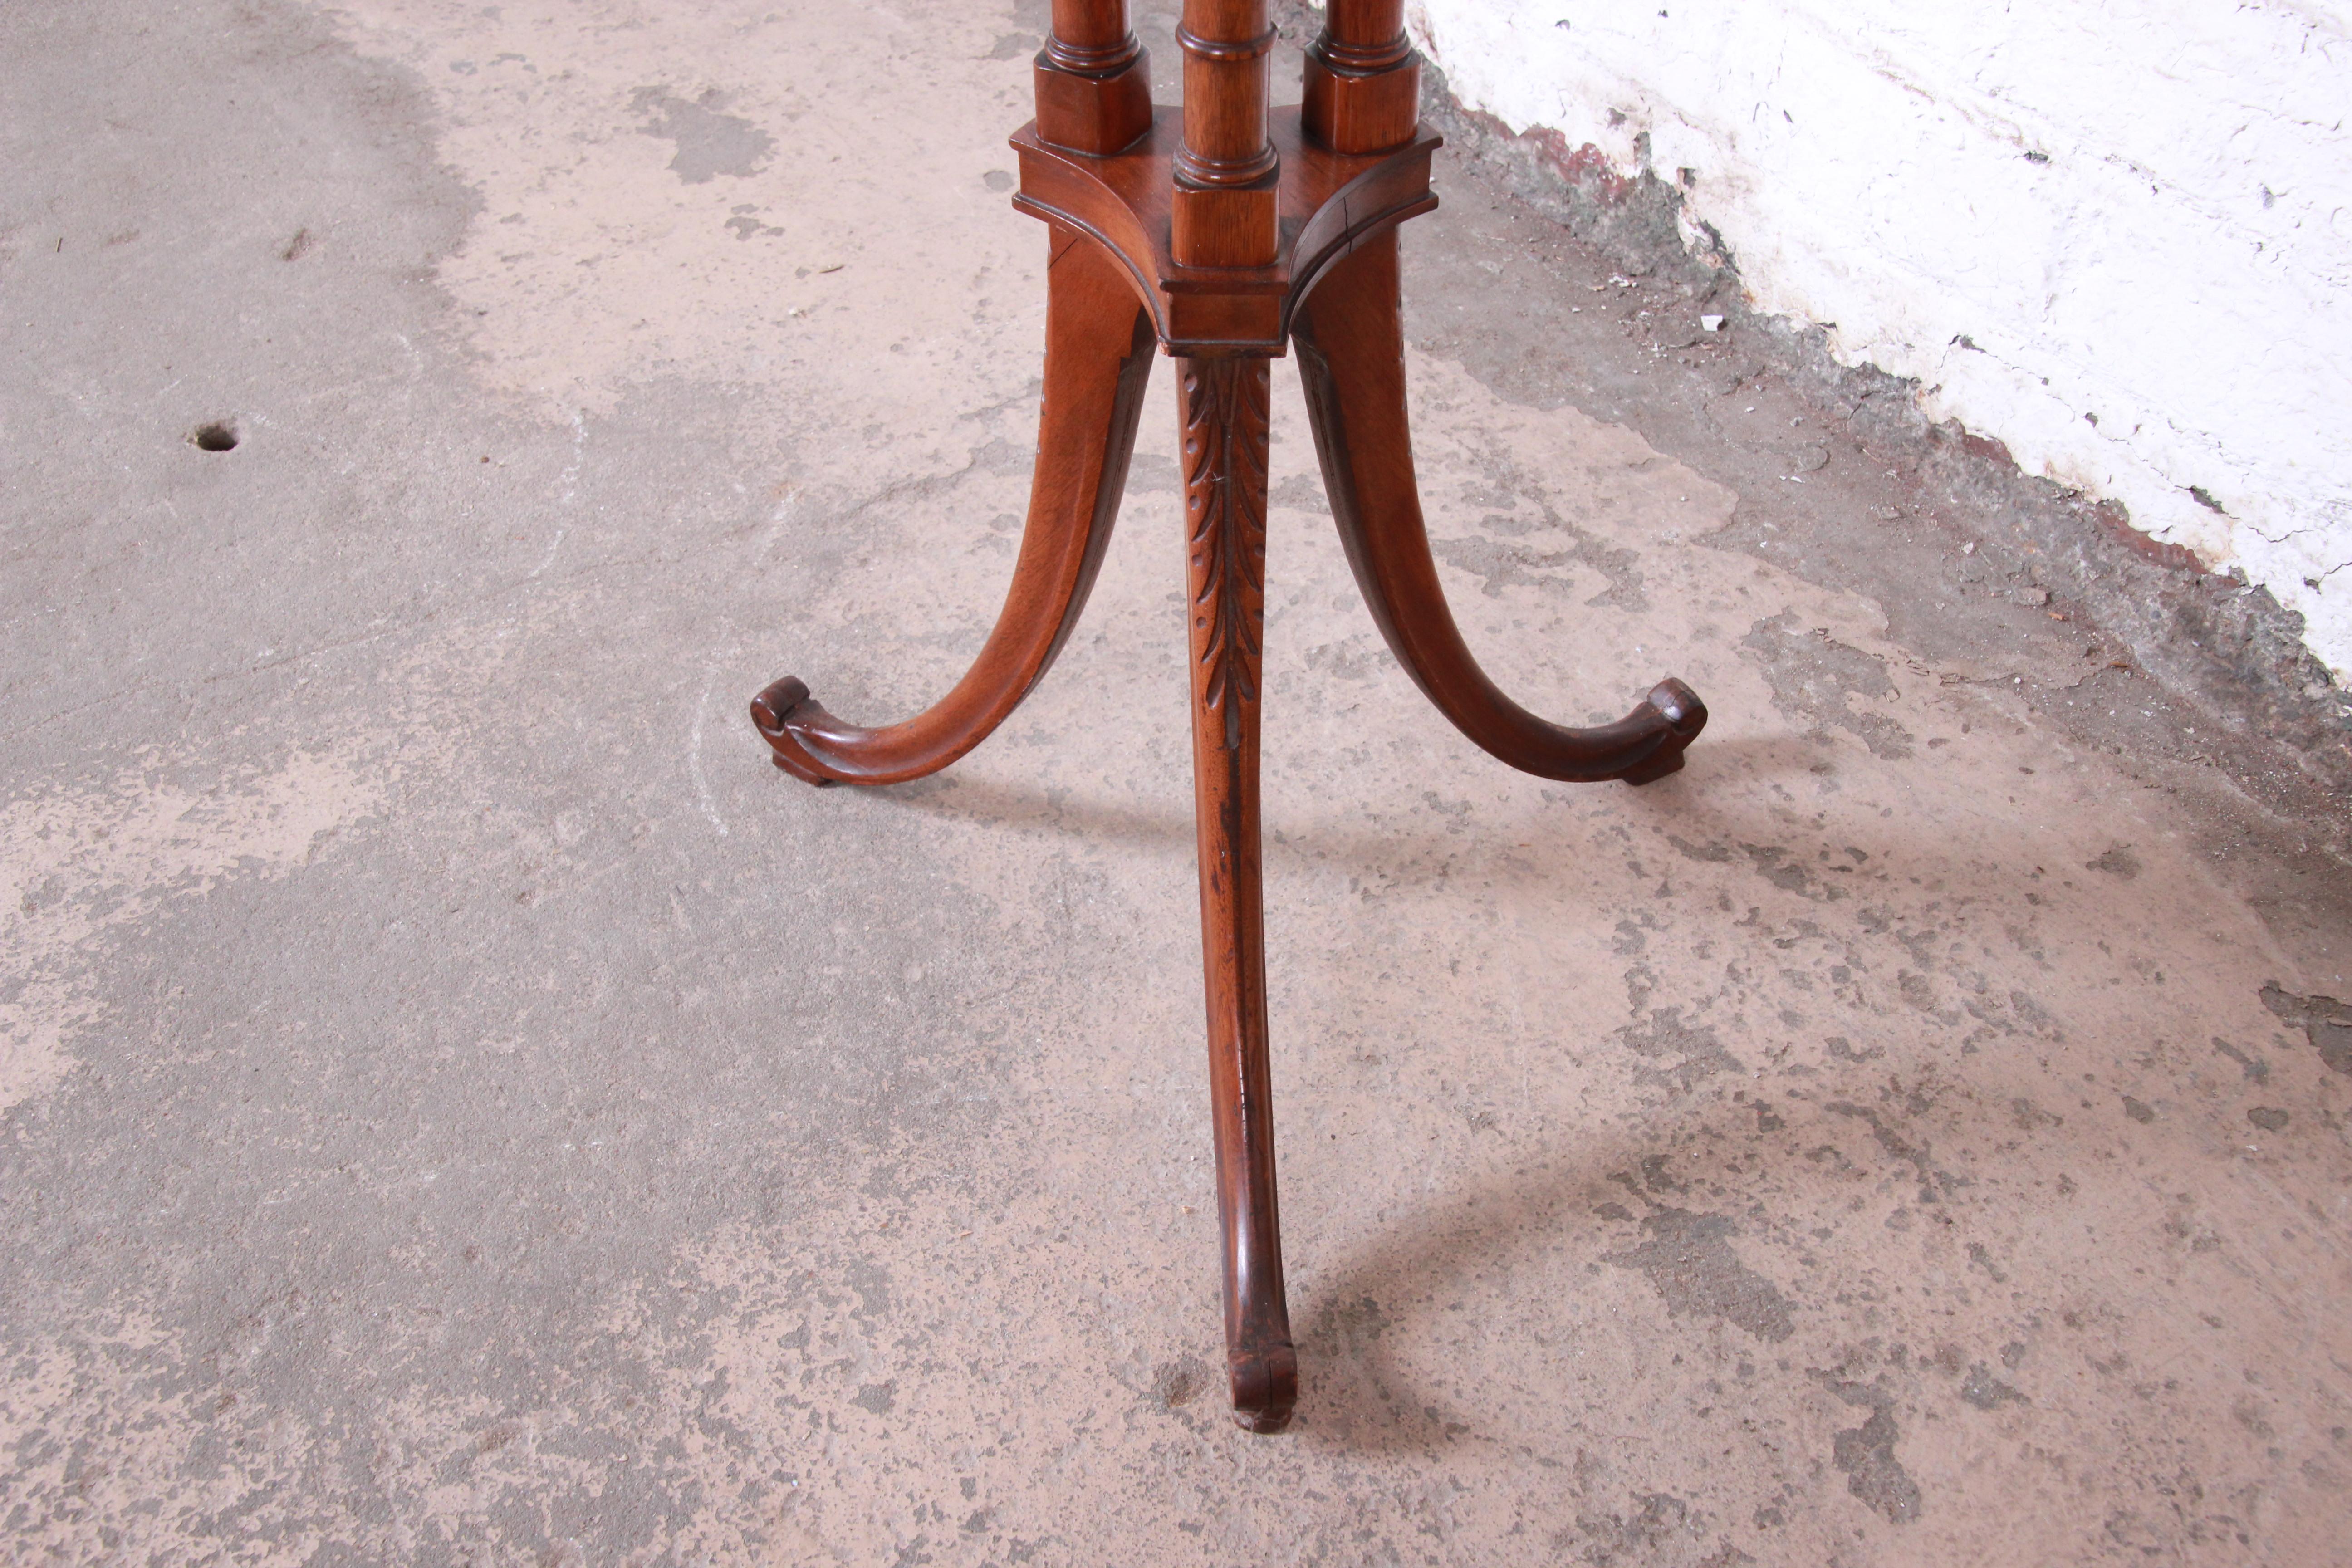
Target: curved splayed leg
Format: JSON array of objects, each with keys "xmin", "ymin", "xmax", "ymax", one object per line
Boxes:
[
  {"xmin": 1291, "ymin": 230, "xmax": 1706, "ymax": 785},
  {"xmin": 1176, "ymin": 353, "xmax": 1297, "ymax": 1434},
  {"xmin": 751, "ymin": 226, "xmax": 1155, "ymax": 786}
]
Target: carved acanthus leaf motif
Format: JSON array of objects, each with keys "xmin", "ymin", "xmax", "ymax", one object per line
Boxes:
[{"xmin": 1180, "ymin": 358, "xmax": 1271, "ymax": 750}]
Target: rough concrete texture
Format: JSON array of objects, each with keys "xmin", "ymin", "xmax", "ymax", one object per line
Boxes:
[{"xmin": 4, "ymin": 1, "xmax": 2351, "ymax": 1563}]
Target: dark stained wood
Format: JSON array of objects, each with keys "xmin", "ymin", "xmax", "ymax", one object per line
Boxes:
[
  {"xmin": 1294, "ymin": 230, "xmax": 1708, "ymax": 782},
  {"xmin": 1303, "ymin": 0, "xmax": 1421, "ymax": 154},
  {"xmin": 1176, "ymin": 356, "xmax": 1296, "ymax": 1431},
  {"xmin": 750, "ymin": 225, "xmax": 1152, "ymax": 784},
  {"xmin": 752, "ymin": 38, "xmax": 1710, "ymax": 1432},
  {"xmin": 1034, "ymin": 0, "xmax": 1152, "ymax": 155}
]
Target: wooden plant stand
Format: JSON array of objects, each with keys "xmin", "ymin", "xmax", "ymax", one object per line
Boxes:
[{"xmin": 751, "ymin": 0, "xmax": 1706, "ymax": 1433}]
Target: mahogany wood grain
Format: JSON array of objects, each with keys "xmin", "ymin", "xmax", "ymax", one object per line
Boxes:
[
  {"xmin": 1177, "ymin": 355, "xmax": 1296, "ymax": 1432},
  {"xmin": 1034, "ymin": 0, "xmax": 1152, "ymax": 155},
  {"xmin": 1168, "ymin": 181, "xmax": 1280, "ymax": 272},
  {"xmin": 1292, "ymin": 230, "xmax": 1707, "ymax": 782},
  {"xmin": 1319, "ymin": 0, "xmax": 1411, "ymax": 60},
  {"xmin": 1172, "ymin": 0, "xmax": 1276, "ymax": 186},
  {"xmin": 1171, "ymin": 0, "xmax": 1279, "ymax": 266},
  {"xmin": 1013, "ymin": 108, "xmax": 1438, "ymax": 354},
  {"xmin": 1303, "ymin": 0, "xmax": 1420, "ymax": 154},
  {"xmin": 750, "ymin": 225, "xmax": 1152, "ymax": 784},
  {"xmin": 1045, "ymin": 0, "xmax": 1132, "ymax": 57}
]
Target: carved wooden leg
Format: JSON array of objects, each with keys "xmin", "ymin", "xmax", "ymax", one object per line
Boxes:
[
  {"xmin": 1293, "ymin": 231, "xmax": 1707, "ymax": 784},
  {"xmin": 751, "ymin": 225, "xmax": 1154, "ymax": 785},
  {"xmin": 1177, "ymin": 355, "xmax": 1296, "ymax": 1433}
]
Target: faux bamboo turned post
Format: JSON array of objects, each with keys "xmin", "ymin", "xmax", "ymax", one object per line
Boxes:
[
  {"xmin": 1170, "ymin": 0, "xmax": 1279, "ymax": 267},
  {"xmin": 1304, "ymin": 0, "xmax": 1421, "ymax": 154},
  {"xmin": 1034, "ymin": 0, "xmax": 1152, "ymax": 155}
]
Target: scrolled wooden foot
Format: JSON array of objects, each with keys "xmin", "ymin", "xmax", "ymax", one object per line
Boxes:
[
  {"xmin": 1294, "ymin": 230, "xmax": 1709, "ymax": 785},
  {"xmin": 1617, "ymin": 678, "xmax": 1707, "ymax": 785},
  {"xmin": 1229, "ymin": 1341, "xmax": 1298, "ymax": 1433},
  {"xmin": 748, "ymin": 677, "xmax": 836, "ymax": 786},
  {"xmin": 750, "ymin": 227, "xmax": 1153, "ymax": 787}
]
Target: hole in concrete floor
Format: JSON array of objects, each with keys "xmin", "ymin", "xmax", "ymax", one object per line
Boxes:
[{"xmin": 191, "ymin": 421, "xmax": 239, "ymax": 451}]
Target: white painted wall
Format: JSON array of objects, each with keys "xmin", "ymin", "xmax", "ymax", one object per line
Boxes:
[{"xmin": 1403, "ymin": 0, "xmax": 2352, "ymax": 678}]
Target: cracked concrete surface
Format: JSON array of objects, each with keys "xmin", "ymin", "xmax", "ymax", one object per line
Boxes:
[{"xmin": 5, "ymin": 0, "xmax": 2351, "ymax": 1563}]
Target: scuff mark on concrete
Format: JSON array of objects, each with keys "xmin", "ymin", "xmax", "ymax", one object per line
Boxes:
[
  {"xmin": 1740, "ymin": 612, "xmax": 1915, "ymax": 758},
  {"xmin": 630, "ymin": 87, "xmax": 774, "ymax": 184},
  {"xmin": 1571, "ymin": 1488, "xmax": 1705, "ymax": 1562},
  {"xmin": 2259, "ymin": 981, "xmax": 2352, "ymax": 1075},
  {"xmin": 1824, "ymin": 1100, "xmax": 1948, "ymax": 1203},
  {"xmin": 1614, "ymin": 1001, "xmax": 1747, "ymax": 1093},
  {"xmin": 1960, "ymin": 1362, "xmax": 2028, "ymax": 1411},
  {"xmin": 1431, "ymin": 505, "xmax": 1646, "ymax": 610},
  {"xmin": 1814, "ymin": 1376, "xmax": 1923, "ymax": 1523},
  {"xmin": 2084, "ymin": 843, "xmax": 2141, "ymax": 879},
  {"xmin": 1602, "ymin": 1205, "xmax": 1795, "ymax": 1342}
]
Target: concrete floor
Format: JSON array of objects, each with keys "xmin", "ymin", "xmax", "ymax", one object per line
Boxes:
[{"xmin": 5, "ymin": 1, "xmax": 2351, "ymax": 1563}]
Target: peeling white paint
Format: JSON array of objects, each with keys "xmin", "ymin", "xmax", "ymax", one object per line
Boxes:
[{"xmin": 1404, "ymin": 0, "xmax": 2352, "ymax": 677}]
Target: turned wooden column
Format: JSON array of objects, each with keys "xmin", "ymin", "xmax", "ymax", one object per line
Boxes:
[
  {"xmin": 1170, "ymin": 0, "xmax": 1279, "ymax": 267},
  {"xmin": 1303, "ymin": 0, "xmax": 1420, "ymax": 153},
  {"xmin": 1034, "ymin": 0, "xmax": 1152, "ymax": 155}
]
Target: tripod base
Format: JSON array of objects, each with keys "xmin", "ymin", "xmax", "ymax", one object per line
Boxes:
[{"xmin": 752, "ymin": 102, "xmax": 1707, "ymax": 1435}]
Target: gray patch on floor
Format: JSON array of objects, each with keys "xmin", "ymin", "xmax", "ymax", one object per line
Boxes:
[
  {"xmin": 2261, "ymin": 980, "xmax": 2352, "ymax": 1074},
  {"xmin": 1959, "ymin": 1362, "xmax": 2027, "ymax": 1411},
  {"xmin": 1601, "ymin": 1203, "xmax": 1795, "ymax": 1343},
  {"xmin": 1614, "ymin": 999, "xmax": 1747, "ymax": 1093},
  {"xmin": 631, "ymin": 86, "xmax": 774, "ymax": 183},
  {"xmin": 1817, "ymin": 1378, "xmax": 1923, "ymax": 1524},
  {"xmin": 1740, "ymin": 612, "xmax": 1914, "ymax": 759}
]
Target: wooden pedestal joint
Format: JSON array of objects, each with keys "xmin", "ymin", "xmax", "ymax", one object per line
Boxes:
[
  {"xmin": 1031, "ymin": 0, "xmax": 1154, "ymax": 155},
  {"xmin": 1303, "ymin": 54, "xmax": 1416, "ymax": 153},
  {"xmin": 1009, "ymin": 107, "xmax": 1441, "ymax": 356},
  {"xmin": 1302, "ymin": 52, "xmax": 1420, "ymax": 155},
  {"xmin": 1034, "ymin": 44, "xmax": 1152, "ymax": 154},
  {"xmin": 1303, "ymin": 0, "xmax": 1420, "ymax": 155},
  {"xmin": 1170, "ymin": 177, "xmax": 1279, "ymax": 270},
  {"xmin": 751, "ymin": 0, "xmax": 1708, "ymax": 1436},
  {"xmin": 1169, "ymin": 2, "xmax": 1279, "ymax": 268}
]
